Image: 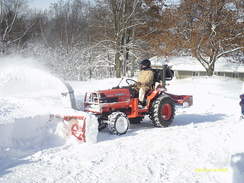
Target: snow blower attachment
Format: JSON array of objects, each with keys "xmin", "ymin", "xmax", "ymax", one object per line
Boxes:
[
  {"xmin": 51, "ymin": 112, "xmax": 98, "ymax": 143},
  {"xmin": 50, "ymin": 82, "xmax": 98, "ymax": 142},
  {"xmin": 84, "ymin": 65, "xmax": 193, "ymax": 135}
]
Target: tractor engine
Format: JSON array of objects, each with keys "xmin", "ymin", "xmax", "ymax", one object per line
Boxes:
[{"xmin": 84, "ymin": 88, "xmax": 132, "ymax": 114}]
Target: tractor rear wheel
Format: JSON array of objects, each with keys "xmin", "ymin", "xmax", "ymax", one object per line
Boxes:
[
  {"xmin": 107, "ymin": 112, "xmax": 130, "ymax": 135},
  {"xmin": 150, "ymin": 95, "xmax": 175, "ymax": 127}
]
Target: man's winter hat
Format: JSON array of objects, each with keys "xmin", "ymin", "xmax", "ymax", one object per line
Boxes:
[{"xmin": 140, "ymin": 59, "xmax": 151, "ymax": 68}]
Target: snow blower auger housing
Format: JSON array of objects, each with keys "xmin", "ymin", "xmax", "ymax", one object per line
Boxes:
[{"xmin": 84, "ymin": 65, "xmax": 193, "ymax": 135}]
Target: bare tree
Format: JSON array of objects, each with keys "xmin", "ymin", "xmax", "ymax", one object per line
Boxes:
[
  {"xmin": 178, "ymin": 0, "xmax": 244, "ymax": 76},
  {"xmin": 41, "ymin": 0, "xmax": 91, "ymax": 52},
  {"xmin": 95, "ymin": 0, "xmax": 144, "ymax": 77},
  {"xmin": 0, "ymin": 0, "xmax": 33, "ymax": 54},
  {"xmin": 138, "ymin": 1, "xmax": 179, "ymax": 57}
]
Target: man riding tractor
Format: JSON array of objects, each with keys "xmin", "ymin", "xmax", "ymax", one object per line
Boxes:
[
  {"xmin": 83, "ymin": 59, "xmax": 192, "ymax": 135},
  {"xmin": 136, "ymin": 59, "xmax": 155, "ymax": 107}
]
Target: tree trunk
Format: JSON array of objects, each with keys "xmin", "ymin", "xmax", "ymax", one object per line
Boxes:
[
  {"xmin": 0, "ymin": 41, "xmax": 6, "ymax": 54},
  {"xmin": 122, "ymin": 34, "xmax": 127, "ymax": 76},
  {"xmin": 89, "ymin": 68, "xmax": 92, "ymax": 79},
  {"xmin": 196, "ymin": 49, "xmax": 216, "ymax": 77},
  {"xmin": 206, "ymin": 62, "xmax": 215, "ymax": 76},
  {"xmin": 130, "ymin": 25, "xmax": 136, "ymax": 77},
  {"xmin": 115, "ymin": 51, "xmax": 122, "ymax": 78},
  {"xmin": 206, "ymin": 67, "xmax": 214, "ymax": 76}
]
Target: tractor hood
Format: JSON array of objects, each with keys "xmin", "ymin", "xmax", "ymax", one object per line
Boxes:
[
  {"xmin": 84, "ymin": 88, "xmax": 132, "ymax": 114},
  {"xmin": 95, "ymin": 88, "xmax": 131, "ymax": 103}
]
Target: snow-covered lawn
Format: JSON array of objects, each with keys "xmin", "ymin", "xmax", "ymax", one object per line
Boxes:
[{"xmin": 0, "ymin": 57, "xmax": 244, "ymax": 183}]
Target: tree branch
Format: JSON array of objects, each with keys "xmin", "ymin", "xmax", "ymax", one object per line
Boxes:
[
  {"xmin": 217, "ymin": 47, "xmax": 244, "ymax": 59},
  {"xmin": 10, "ymin": 22, "xmax": 35, "ymax": 44},
  {"xmin": 196, "ymin": 37, "xmax": 209, "ymax": 68}
]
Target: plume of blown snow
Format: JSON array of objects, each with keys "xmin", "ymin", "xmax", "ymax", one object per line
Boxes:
[{"xmin": 0, "ymin": 56, "xmax": 66, "ymax": 97}]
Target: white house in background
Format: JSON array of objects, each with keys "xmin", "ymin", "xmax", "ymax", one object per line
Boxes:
[{"xmin": 150, "ymin": 56, "xmax": 244, "ymax": 80}]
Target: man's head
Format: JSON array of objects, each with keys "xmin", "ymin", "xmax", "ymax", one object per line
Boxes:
[{"xmin": 139, "ymin": 59, "xmax": 151, "ymax": 70}]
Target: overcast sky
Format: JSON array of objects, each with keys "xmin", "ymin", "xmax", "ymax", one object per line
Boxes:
[{"xmin": 29, "ymin": 0, "xmax": 57, "ymax": 10}]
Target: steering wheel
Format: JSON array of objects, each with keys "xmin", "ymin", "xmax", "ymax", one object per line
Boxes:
[{"xmin": 126, "ymin": 79, "xmax": 137, "ymax": 86}]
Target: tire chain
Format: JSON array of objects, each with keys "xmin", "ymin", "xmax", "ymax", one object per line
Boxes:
[{"xmin": 107, "ymin": 112, "xmax": 128, "ymax": 135}]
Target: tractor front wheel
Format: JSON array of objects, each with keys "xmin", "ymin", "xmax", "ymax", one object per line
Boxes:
[
  {"xmin": 151, "ymin": 95, "xmax": 175, "ymax": 127},
  {"xmin": 108, "ymin": 112, "xmax": 130, "ymax": 135}
]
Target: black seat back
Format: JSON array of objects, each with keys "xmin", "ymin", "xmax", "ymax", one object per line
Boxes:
[{"xmin": 152, "ymin": 65, "xmax": 174, "ymax": 84}]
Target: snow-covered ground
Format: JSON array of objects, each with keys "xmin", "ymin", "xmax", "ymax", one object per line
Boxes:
[{"xmin": 0, "ymin": 56, "xmax": 244, "ymax": 183}]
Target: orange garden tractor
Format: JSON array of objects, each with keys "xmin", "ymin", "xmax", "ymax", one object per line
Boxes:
[{"xmin": 83, "ymin": 65, "xmax": 193, "ymax": 135}]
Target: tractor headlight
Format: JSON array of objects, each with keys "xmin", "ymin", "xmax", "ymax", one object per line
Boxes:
[
  {"xmin": 88, "ymin": 104, "xmax": 102, "ymax": 113},
  {"xmin": 183, "ymin": 102, "xmax": 189, "ymax": 107}
]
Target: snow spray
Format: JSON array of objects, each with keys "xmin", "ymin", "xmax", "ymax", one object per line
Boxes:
[{"xmin": 0, "ymin": 56, "xmax": 66, "ymax": 97}]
